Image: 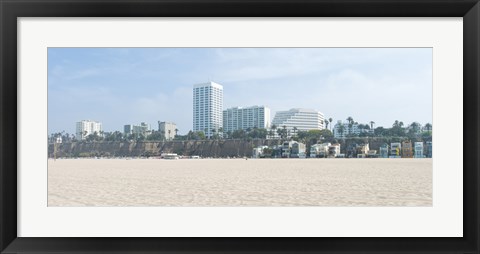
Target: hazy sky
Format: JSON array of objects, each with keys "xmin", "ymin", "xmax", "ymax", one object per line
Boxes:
[{"xmin": 48, "ymin": 48, "xmax": 432, "ymax": 135}]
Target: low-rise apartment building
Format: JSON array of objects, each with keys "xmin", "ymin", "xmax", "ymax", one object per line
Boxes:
[
  {"xmin": 390, "ymin": 142, "xmax": 401, "ymax": 158},
  {"xmin": 414, "ymin": 142, "xmax": 424, "ymax": 158},
  {"xmin": 401, "ymin": 140, "xmax": 413, "ymax": 158}
]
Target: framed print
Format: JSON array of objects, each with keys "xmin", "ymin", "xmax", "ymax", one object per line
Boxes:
[{"xmin": 1, "ymin": 0, "xmax": 479, "ymax": 253}]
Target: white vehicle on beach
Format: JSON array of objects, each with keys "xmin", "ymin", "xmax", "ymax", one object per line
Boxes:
[{"xmin": 161, "ymin": 153, "xmax": 179, "ymax": 160}]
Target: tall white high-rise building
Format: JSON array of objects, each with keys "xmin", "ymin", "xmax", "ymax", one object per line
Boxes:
[
  {"xmin": 75, "ymin": 120, "xmax": 102, "ymax": 140},
  {"xmin": 271, "ymin": 108, "xmax": 325, "ymax": 132},
  {"xmin": 193, "ymin": 81, "xmax": 224, "ymax": 138},
  {"xmin": 223, "ymin": 106, "xmax": 270, "ymax": 133}
]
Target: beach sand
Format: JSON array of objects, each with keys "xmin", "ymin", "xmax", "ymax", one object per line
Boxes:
[{"xmin": 48, "ymin": 158, "xmax": 432, "ymax": 207}]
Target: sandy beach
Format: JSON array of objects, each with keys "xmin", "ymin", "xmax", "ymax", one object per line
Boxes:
[{"xmin": 48, "ymin": 158, "xmax": 432, "ymax": 207}]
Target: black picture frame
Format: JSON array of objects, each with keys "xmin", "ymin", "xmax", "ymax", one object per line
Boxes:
[{"xmin": 1, "ymin": 0, "xmax": 479, "ymax": 253}]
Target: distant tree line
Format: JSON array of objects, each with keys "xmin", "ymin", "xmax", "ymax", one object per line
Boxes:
[
  {"xmin": 328, "ymin": 116, "xmax": 432, "ymax": 140},
  {"xmin": 48, "ymin": 119, "xmax": 432, "ymax": 144}
]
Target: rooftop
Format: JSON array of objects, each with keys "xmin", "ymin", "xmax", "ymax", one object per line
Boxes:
[{"xmin": 193, "ymin": 81, "xmax": 223, "ymax": 89}]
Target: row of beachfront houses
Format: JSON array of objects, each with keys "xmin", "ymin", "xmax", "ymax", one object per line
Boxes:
[
  {"xmin": 381, "ymin": 140, "xmax": 432, "ymax": 158},
  {"xmin": 252, "ymin": 140, "xmax": 432, "ymax": 158}
]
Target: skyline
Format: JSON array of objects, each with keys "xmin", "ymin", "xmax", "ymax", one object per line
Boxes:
[{"xmin": 48, "ymin": 48, "xmax": 432, "ymax": 135}]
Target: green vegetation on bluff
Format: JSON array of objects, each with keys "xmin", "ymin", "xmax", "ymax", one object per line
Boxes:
[
  {"xmin": 48, "ymin": 120, "xmax": 432, "ymax": 144},
  {"xmin": 48, "ymin": 120, "xmax": 431, "ymax": 158}
]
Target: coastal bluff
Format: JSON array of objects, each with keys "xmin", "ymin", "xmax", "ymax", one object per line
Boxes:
[
  {"xmin": 48, "ymin": 139, "xmax": 284, "ymax": 158},
  {"xmin": 48, "ymin": 137, "xmax": 424, "ymax": 158}
]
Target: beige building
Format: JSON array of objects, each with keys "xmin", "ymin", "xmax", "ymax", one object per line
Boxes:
[
  {"xmin": 158, "ymin": 121, "xmax": 177, "ymax": 140},
  {"xmin": 402, "ymin": 140, "xmax": 413, "ymax": 158},
  {"xmin": 356, "ymin": 143, "xmax": 370, "ymax": 158},
  {"xmin": 328, "ymin": 144, "xmax": 341, "ymax": 158},
  {"xmin": 124, "ymin": 122, "xmax": 151, "ymax": 137}
]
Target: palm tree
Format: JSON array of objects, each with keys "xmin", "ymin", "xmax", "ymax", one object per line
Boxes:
[
  {"xmin": 276, "ymin": 128, "xmax": 282, "ymax": 140},
  {"xmin": 347, "ymin": 117, "xmax": 353, "ymax": 129},
  {"xmin": 167, "ymin": 130, "xmax": 171, "ymax": 140},
  {"xmin": 347, "ymin": 117, "xmax": 353, "ymax": 125},
  {"xmin": 268, "ymin": 129, "xmax": 274, "ymax": 139},
  {"xmin": 271, "ymin": 124, "xmax": 277, "ymax": 139},
  {"xmin": 325, "ymin": 120, "xmax": 329, "ymax": 130},
  {"xmin": 410, "ymin": 122, "xmax": 420, "ymax": 134},
  {"xmin": 92, "ymin": 131, "xmax": 100, "ymax": 142},
  {"xmin": 392, "ymin": 121, "xmax": 405, "ymax": 137},
  {"xmin": 370, "ymin": 121, "xmax": 375, "ymax": 129},
  {"xmin": 212, "ymin": 128, "xmax": 217, "ymax": 139},
  {"xmin": 218, "ymin": 127, "xmax": 223, "ymax": 139},
  {"xmin": 393, "ymin": 120, "xmax": 400, "ymax": 128},
  {"xmin": 424, "ymin": 123, "xmax": 432, "ymax": 132},
  {"xmin": 338, "ymin": 124, "xmax": 345, "ymax": 139},
  {"xmin": 293, "ymin": 127, "xmax": 298, "ymax": 137},
  {"xmin": 346, "ymin": 117, "xmax": 354, "ymax": 135},
  {"xmin": 174, "ymin": 128, "xmax": 179, "ymax": 137},
  {"xmin": 328, "ymin": 118, "xmax": 333, "ymax": 131}
]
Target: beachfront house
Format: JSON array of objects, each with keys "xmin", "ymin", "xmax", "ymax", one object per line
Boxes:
[
  {"xmin": 328, "ymin": 144, "xmax": 341, "ymax": 158},
  {"xmin": 310, "ymin": 143, "xmax": 331, "ymax": 158},
  {"xmin": 367, "ymin": 150, "xmax": 378, "ymax": 158},
  {"xmin": 401, "ymin": 140, "xmax": 413, "ymax": 158},
  {"xmin": 346, "ymin": 144, "xmax": 358, "ymax": 158},
  {"xmin": 282, "ymin": 141, "xmax": 297, "ymax": 158},
  {"xmin": 252, "ymin": 146, "xmax": 269, "ymax": 158},
  {"xmin": 379, "ymin": 143, "xmax": 389, "ymax": 158},
  {"xmin": 291, "ymin": 142, "xmax": 306, "ymax": 158},
  {"xmin": 310, "ymin": 144, "xmax": 321, "ymax": 158},
  {"xmin": 390, "ymin": 142, "xmax": 401, "ymax": 158},
  {"xmin": 356, "ymin": 143, "xmax": 370, "ymax": 158},
  {"xmin": 271, "ymin": 145, "xmax": 283, "ymax": 158},
  {"xmin": 414, "ymin": 142, "xmax": 424, "ymax": 158},
  {"xmin": 426, "ymin": 141, "xmax": 432, "ymax": 158}
]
